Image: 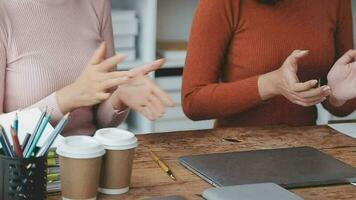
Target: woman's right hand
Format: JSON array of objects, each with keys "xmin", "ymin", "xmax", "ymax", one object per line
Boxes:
[
  {"xmin": 57, "ymin": 42, "xmax": 134, "ymax": 114},
  {"xmin": 258, "ymin": 50, "xmax": 331, "ymax": 107}
]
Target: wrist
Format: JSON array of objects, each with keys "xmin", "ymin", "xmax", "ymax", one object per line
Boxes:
[
  {"xmin": 110, "ymin": 88, "xmax": 128, "ymax": 111},
  {"xmin": 258, "ymin": 70, "xmax": 280, "ymax": 100},
  {"xmin": 56, "ymin": 84, "xmax": 80, "ymax": 113},
  {"xmin": 328, "ymin": 94, "xmax": 346, "ymax": 107}
]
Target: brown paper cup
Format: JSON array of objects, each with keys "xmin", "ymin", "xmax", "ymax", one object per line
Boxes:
[
  {"xmin": 56, "ymin": 136, "xmax": 106, "ymax": 200},
  {"xmin": 98, "ymin": 149, "xmax": 135, "ymax": 194},
  {"xmin": 94, "ymin": 128, "xmax": 138, "ymax": 195},
  {"xmin": 60, "ymin": 156, "xmax": 102, "ymax": 200}
]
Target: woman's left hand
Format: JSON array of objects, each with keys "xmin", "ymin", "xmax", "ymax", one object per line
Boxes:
[
  {"xmin": 110, "ymin": 59, "xmax": 175, "ymax": 121},
  {"xmin": 327, "ymin": 50, "xmax": 356, "ymax": 107}
]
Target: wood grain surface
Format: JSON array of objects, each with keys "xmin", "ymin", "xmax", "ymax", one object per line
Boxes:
[{"xmin": 48, "ymin": 126, "xmax": 356, "ymax": 200}]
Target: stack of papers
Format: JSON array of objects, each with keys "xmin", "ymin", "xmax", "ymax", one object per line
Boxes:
[{"xmin": 0, "ymin": 108, "xmax": 63, "ymax": 148}]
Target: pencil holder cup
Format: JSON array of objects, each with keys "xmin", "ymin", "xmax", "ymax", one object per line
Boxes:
[{"xmin": 0, "ymin": 150, "xmax": 47, "ymax": 200}]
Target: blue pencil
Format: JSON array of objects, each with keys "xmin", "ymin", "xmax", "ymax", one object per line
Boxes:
[
  {"xmin": 23, "ymin": 109, "xmax": 47, "ymax": 157},
  {"xmin": 13, "ymin": 112, "xmax": 19, "ymax": 134},
  {"xmin": 36, "ymin": 113, "xmax": 69, "ymax": 157},
  {"xmin": 25, "ymin": 113, "xmax": 51, "ymax": 158}
]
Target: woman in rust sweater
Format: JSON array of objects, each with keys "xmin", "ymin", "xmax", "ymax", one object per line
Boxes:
[{"xmin": 182, "ymin": 0, "xmax": 356, "ymax": 127}]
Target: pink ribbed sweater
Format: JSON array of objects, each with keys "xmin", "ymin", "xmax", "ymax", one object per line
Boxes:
[{"xmin": 0, "ymin": 0, "xmax": 128, "ymax": 136}]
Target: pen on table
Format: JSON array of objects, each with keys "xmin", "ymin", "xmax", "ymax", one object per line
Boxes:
[
  {"xmin": 23, "ymin": 109, "xmax": 47, "ymax": 157},
  {"xmin": 10, "ymin": 127, "xmax": 23, "ymax": 158},
  {"xmin": 149, "ymin": 151, "xmax": 177, "ymax": 181},
  {"xmin": 36, "ymin": 113, "xmax": 69, "ymax": 157},
  {"xmin": 25, "ymin": 111, "xmax": 51, "ymax": 158},
  {"xmin": 0, "ymin": 125, "xmax": 15, "ymax": 157}
]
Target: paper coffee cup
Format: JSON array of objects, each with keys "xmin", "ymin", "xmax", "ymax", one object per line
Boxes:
[
  {"xmin": 94, "ymin": 128, "xmax": 138, "ymax": 195},
  {"xmin": 56, "ymin": 136, "xmax": 105, "ymax": 200}
]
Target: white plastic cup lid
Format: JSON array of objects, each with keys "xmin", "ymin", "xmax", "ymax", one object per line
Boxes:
[
  {"xmin": 56, "ymin": 136, "xmax": 106, "ymax": 159},
  {"xmin": 94, "ymin": 128, "xmax": 138, "ymax": 150}
]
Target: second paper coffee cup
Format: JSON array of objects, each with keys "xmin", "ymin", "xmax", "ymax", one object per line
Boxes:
[
  {"xmin": 56, "ymin": 136, "xmax": 105, "ymax": 200},
  {"xmin": 94, "ymin": 128, "xmax": 138, "ymax": 195}
]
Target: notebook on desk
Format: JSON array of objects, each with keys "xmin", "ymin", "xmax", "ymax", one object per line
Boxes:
[{"xmin": 178, "ymin": 146, "xmax": 356, "ymax": 188}]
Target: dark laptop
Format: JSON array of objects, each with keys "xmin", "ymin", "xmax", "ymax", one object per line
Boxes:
[{"xmin": 178, "ymin": 146, "xmax": 356, "ymax": 188}]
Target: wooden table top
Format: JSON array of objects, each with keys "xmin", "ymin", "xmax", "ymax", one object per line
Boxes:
[{"xmin": 48, "ymin": 125, "xmax": 356, "ymax": 200}]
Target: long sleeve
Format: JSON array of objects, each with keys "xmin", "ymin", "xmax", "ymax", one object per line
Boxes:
[
  {"xmin": 0, "ymin": 17, "xmax": 6, "ymax": 114},
  {"xmin": 95, "ymin": 0, "xmax": 129, "ymax": 128},
  {"xmin": 182, "ymin": 0, "xmax": 262, "ymax": 121},
  {"xmin": 322, "ymin": 0, "xmax": 355, "ymax": 117}
]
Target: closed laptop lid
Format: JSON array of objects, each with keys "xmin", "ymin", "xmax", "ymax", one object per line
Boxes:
[
  {"xmin": 178, "ymin": 146, "xmax": 356, "ymax": 188},
  {"xmin": 202, "ymin": 183, "xmax": 303, "ymax": 200}
]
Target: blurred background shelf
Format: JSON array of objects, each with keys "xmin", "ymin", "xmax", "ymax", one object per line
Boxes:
[
  {"xmin": 111, "ymin": 0, "xmax": 356, "ymax": 134},
  {"xmin": 111, "ymin": 0, "xmax": 208, "ymax": 134}
]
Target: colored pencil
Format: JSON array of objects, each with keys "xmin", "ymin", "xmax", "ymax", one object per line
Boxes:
[
  {"xmin": 21, "ymin": 133, "xmax": 31, "ymax": 150},
  {"xmin": 23, "ymin": 109, "xmax": 47, "ymax": 157},
  {"xmin": 25, "ymin": 113, "xmax": 51, "ymax": 158},
  {"xmin": 36, "ymin": 113, "xmax": 69, "ymax": 157},
  {"xmin": 13, "ymin": 112, "xmax": 19, "ymax": 134},
  {"xmin": 10, "ymin": 127, "xmax": 23, "ymax": 158},
  {"xmin": 0, "ymin": 128, "xmax": 11, "ymax": 157},
  {"xmin": 0, "ymin": 125, "xmax": 15, "ymax": 157}
]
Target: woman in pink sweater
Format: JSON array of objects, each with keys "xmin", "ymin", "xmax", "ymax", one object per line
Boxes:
[{"xmin": 0, "ymin": 0, "xmax": 174, "ymax": 135}]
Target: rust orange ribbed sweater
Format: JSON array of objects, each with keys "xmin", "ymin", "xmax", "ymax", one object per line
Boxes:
[{"xmin": 182, "ymin": 0, "xmax": 354, "ymax": 127}]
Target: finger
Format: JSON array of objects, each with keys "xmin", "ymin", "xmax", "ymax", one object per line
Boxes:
[
  {"xmin": 291, "ymin": 79, "xmax": 318, "ymax": 92},
  {"xmin": 294, "ymin": 97, "xmax": 327, "ymax": 107},
  {"xmin": 97, "ymin": 93, "xmax": 111, "ymax": 101},
  {"xmin": 146, "ymin": 103, "xmax": 161, "ymax": 120},
  {"xmin": 335, "ymin": 49, "xmax": 356, "ymax": 65},
  {"xmin": 140, "ymin": 106, "xmax": 155, "ymax": 121},
  {"xmin": 130, "ymin": 59, "xmax": 165, "ymax": 76},
  {"xmin": 98, "ymin": 54, "xmax": 126, "ymax": 72},
  {"xmin": 148, "ymin": 94, "xmax": 165, "ymax": 117},
  {"xmin": 101, "ymin": 77, "xmax": 131, "ymax": 90},
  {"xmin": 88, "ymin": 42, "xmax": 107, "ymax": 65},
  {"xmin": 152, "ymin": 86, "xmax": 175, "ymax": 107},
  {"xmin": 105, "ymin": 71, "xmax": 134, "ymax": 79},
  {"xmin": 297, "ymin": 85, "xmax": 331, "ymax": 99}
]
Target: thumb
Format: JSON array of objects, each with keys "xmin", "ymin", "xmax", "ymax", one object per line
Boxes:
[
  {"xmin": 288, "ymin": 49, "xmax": 309, "ymax": 64},
  {"xmin": 335, "ymin": 49, "xmax": 356, "ymax": 65},
  {"xmin": 284, "ymin": 50, "xmax": 309, "ymax": 73},
  {"xmin": 88, "ymin": 42, "xmax": 107, "ymax": 65}
]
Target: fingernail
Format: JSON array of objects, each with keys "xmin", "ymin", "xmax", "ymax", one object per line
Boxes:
[
  {"xmin": 155, "ymin": 58, "xmax": 166, "ymax": 63},
  {"xmin": 323, "ymin": 86, "xmax": 330, "ymax": 91},
  {"xmin": 311, "ymin": 80, "xmax": 318, "ymax": 85}
]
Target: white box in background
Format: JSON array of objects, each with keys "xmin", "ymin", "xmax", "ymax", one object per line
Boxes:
[
  {"xmin": 112, "ymin": 19, "xmax": 139, "ymax": 36},
  {"xmin": 114, "ymin": 35, "xmax": 136, "ymax": 49},
  {"xmin": 111, "ymin": 10, "xmax": 136, "ymax": 21},
  {"xmin": 116, "ymin": 49, "xmax": 136, "ymax": 62}
]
